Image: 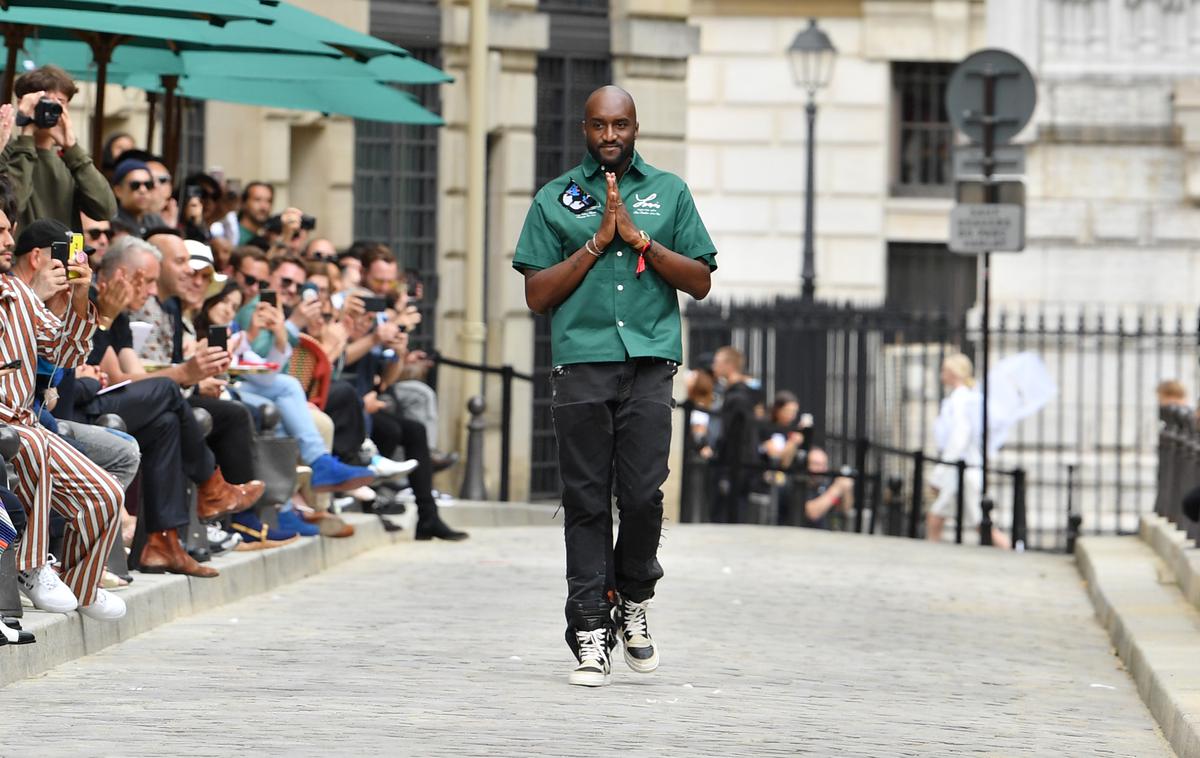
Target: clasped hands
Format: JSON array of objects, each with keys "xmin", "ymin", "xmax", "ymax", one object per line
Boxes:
[{"xmin": 592, "ymin": 172, "xmax": 643, "ymax": 251}]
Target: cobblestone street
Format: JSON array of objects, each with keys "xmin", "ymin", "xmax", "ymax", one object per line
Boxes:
[{"xmin": 0, "ymin": 525, "xmax": 1171, "ymax": 757}]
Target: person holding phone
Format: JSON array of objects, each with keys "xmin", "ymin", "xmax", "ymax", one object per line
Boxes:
[{"xmin": 0, "ymin": 211, "xmax": 128, "ymax": 620}]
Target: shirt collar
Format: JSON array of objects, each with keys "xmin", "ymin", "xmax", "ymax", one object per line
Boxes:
[{"xmin": 580, "ymin": 150, "xmax": 646, "ymax": 180}]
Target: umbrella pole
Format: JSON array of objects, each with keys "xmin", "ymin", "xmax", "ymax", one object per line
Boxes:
[
  {"xmin": 2, "ymin": 26, "xmax": 28, "ymax": 105},
  {"xmin": 161, "ymin": 75, "xmax": 178, "ymax": 175},
  {"xmin": 145, "ymin": 91, "xmax": 157, "ymax": 151},
  {"xmin": 84, "ymin": 33, "xmax": 118, "ymax": 167}
]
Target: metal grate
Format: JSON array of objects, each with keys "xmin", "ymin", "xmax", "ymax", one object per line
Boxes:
[
  {"xmin": 353, "ymin": 47, "xmax": 442, "ymax": 354},
  {"xmin": 892, "ymin": 62, "xmax": 955, "ymax": 196},
  {"xmin": 529, "ymin": 52, "xmax": 612, "ymax": 502},
  {"xmin": 178, "ymin": 99, "xmax": 206, "ymax": 178},
  {"xmin": 538, "ymin": 0, "xmax": 608, "ymax": 15}
]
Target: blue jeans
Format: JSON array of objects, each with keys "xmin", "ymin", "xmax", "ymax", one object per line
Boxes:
[{"xmin": 234, "ymin": 374, "xmax": 327, "ymax": 464}]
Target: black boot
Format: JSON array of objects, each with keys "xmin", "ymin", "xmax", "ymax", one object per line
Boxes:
[{"xmin": 414, "ymin": 498, "xmax": 468, "ymax": 541}]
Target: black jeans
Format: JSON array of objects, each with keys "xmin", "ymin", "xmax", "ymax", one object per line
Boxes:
[
  {"xmin": 323, "ymin": 379, "xmax": 367, "ymax": 462},
  {"xmin": 371, "ymin": 408, "xmax": 440, "ymax": 528},
  {"xmin": 552, "ymin": 358, "xmax": 675, "ymax": 631},
  {"xmin": 187, "ymin": 395, "xmax": 258, "ymax": 485},
  {"xmin": 83, "ymin": 377, "xmax": 211, "ymax": 532}
]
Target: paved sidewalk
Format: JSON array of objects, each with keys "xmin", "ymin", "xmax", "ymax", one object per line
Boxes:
[{"xmin": 1, "ymin": 526, "xmax": 1171, "ymax": 757}]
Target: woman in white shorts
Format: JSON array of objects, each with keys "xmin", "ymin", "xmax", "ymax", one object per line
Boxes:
[{"xmin": 926, "ymin": 353, "xmax": 1010, "ymax": 548}]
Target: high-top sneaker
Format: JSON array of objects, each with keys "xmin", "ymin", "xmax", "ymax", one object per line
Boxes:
[
  {"xmin": 617, "ymin": 596, "xmax": 659, "ymax": 673},
  {"xmin": 568, "ymin": 628, "xmax": 613, "ymax": 687}
]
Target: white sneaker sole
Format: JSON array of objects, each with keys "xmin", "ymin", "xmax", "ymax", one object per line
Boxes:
[
  {"xmin": 568, "ymin": 669, "xmax": 612, "ymax": 687},
  {"xmin": 623, "ymin": 646, "xmax": 659, "ymax": 673}
]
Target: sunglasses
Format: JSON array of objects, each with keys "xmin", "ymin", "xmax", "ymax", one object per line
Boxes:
[
  {"xmin": 86, "ymin": 228, "xmax": 111, "ymax": 241},
  {"xmin": 239, "ymin": 273, "xmax": 264, "ymax": 289},
  {"xmin": 279, "ymin": 277, "xmax": 301, "ymax": 291},
  {"xmin": 126, "ymin": 180, "xmax": 153, "ymax": 192}
]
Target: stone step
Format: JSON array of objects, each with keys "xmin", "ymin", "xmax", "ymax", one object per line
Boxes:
[
  {"xmin": 0, "ymin": 501, "xmax": 557, "ymax": 689},
  {"xmin": 1076, "ymin": 533, "xmax": 1200, "ymax": 757}
]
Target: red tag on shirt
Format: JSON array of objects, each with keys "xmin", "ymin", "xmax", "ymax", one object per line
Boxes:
[{"xmin": 636, "ymin": 252, "xmax": 646, "ymax": 277}]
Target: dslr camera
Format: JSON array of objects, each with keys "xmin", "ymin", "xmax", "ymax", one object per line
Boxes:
[
  {"xmin": 15, "ymin": 98, "xmax": 63, "ymax": 129},
  {"xmin": 265, "ymin": 213, "xmax": 317, "ymax": 233}
]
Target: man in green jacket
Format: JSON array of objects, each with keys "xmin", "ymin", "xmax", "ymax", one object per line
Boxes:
[{"xmin": 0, "ymin": 65, "xmax": 117, "ymax": 232}]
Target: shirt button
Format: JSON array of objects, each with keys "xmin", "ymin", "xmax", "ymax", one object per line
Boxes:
[
  {"xmin": 618, "ymin": 320, "xmax": 625, "ymax": 327},
  {"xmin": 616, "ymin": 251, "xmax": 623, "ymax": 257},
  {"xmin": 617, "ymin": 284, "xmax": 624, "ymax": 292}
]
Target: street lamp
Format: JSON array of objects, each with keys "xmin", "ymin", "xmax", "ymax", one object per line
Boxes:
[{"xmin": 788, "ymin": 18, "xmax": 837, "ymax": 302}]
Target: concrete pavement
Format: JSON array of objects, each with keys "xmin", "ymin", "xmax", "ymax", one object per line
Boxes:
[{"xmin": 0, "ymin": 525, "xmax": 1171, "ymax": 757}]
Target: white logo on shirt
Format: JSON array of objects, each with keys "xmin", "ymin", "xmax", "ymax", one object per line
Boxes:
[{"xmin": 632, "ymin": 193, "xmax": 661, "ymax": 216}]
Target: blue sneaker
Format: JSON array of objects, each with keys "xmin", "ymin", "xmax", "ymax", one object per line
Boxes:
[
  {"xmin": 277, "ymin": 508, "xmax": 320, "ymax": 537},
  {"xmin": 310, "ymin": 454, "xmax": 376, "ymax": 493}
]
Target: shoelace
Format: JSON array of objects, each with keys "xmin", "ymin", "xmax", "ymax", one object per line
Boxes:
[
  {"xmin": 576, "ymin": 629, "xmax": 609, "ymax": 664},
  {"xmin": 623, "ymin": 599, "xmax": 651, "ymax": 638},
  {"xmin": 34, "ymin": 562, "xmax": 62, "ymax": 590}
]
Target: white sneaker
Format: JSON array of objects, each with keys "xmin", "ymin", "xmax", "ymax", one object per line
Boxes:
[
  {"xmin": 568, "ymin": 628, "xmax": 613, "ymax": 687},
  {"xmin": 79, "ymin": 588, "xmax": 126, "ymax": 621},
  {"xmin": 18, "ymin": 560, "xmax": 79, "ymax": 613},
  {"xmin": 370, "ymin": 455, "xmax": 418, "ymax": 479},
  {"xmin": 618, "ymin": 597, "xmax": 660, "ymax": 673}
]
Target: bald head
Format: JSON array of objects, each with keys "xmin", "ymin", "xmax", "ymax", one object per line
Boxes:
[
  {"xmin": 582, "ymin": 85, "xmax": 639, "ymax": 173},
  {"xmin": 584, "ymin": 85, "xmax": 636, "ymax": 121}
]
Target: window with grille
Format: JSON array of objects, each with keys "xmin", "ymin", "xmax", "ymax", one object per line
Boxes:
[
  {"xmin": 353, "ymin": 47, "xmax": 442, "ymax": 353},
  {"xmin": 892, "ymin": 62, "xmax": 955, "ymax": 197},
  {"xmin": 538, "ymin": 0, "xmax": 608, "ymax": 15},
  {"xmin": 529, "ymin": 46, "xmax": 612, "ymax": 501},
  {"xmin": 885, "ymin": 242, "xmax": 976, "ymax": 320}
]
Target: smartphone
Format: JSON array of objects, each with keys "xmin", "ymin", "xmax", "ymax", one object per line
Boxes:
[
  {"xmin": 362, "ymin": 296, "xmax": 388, "ymax": 313},
  {"xmin": 50, "ymin": 240, "xmax": 70, "ymax": 270},
  {"xmin": 260, "ymin": 290, "xmax": 277, "ymax": 307},
  {"xmin": 67, "ymin": 232, "xmax": 84, "ymax": 278},
  {"xmin": 207, "ymin": 325, "xmax": 228, "ymax": 351}
]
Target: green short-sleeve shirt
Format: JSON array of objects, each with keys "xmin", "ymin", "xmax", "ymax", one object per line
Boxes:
[{"xmin": 512, "ymin": 151, "xmax": 717, "ymax": 366}]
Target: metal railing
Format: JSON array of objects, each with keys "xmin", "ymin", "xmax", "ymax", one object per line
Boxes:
[
  {"xmin": 677, "ymin": 401, "xmax": 1028, "ymax": 548},
  {"xmin": 1155, "ymin": 405, "xmax": 1200, "ymax": 543},
  {"xmin": 430, "ymin": 352, "xmax": 532, "ymax": 502},
  {"xmin": 686, "ymin": 298, "xmax": 1199, "ymax": 551}
]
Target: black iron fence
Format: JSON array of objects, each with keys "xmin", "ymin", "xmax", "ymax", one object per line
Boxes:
[
  {"xmin": 685, "ymin": 298, "xmax": 1199, "ymax": 551},
  {"xmin": 1155, "ymin": 405, "xmax": 1200, "ymax": 543}
]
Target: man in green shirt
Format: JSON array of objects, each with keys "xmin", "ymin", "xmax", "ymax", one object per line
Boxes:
[
  {"xmin": 0, "ymin": 65, "xmax": 116, "ymax": 232},
  {"xmin": 513, "ymin": 85, "xmax": 717, "ymax": 687}
]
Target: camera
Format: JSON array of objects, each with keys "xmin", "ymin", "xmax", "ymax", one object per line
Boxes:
[
  {"xmin": 16, "ymin": 98, "xmax": 63, "ymax": 129},
  {"xmin": 265, "ymin": 213, "xmax": 316, "ymax": 233}
]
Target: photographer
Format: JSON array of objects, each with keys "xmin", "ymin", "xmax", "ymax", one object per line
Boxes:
[
  {"xmin": 784, "ymin": 447, "xmax": 854, "ymax": 530},
  {"xmin": 0, "ymin": 65, "xmax": 117, "ymax": 231},
  {"xmin": 264, "ymin": 206, "xmax": 314, "ymax": 257},
  {"xmin": 179, "ymin": 173, "xmax": 224, "ymax": 244}
]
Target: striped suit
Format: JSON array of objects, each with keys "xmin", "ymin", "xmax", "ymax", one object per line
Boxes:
[{"xmin": 0, "ymin": 275, "xmax": 121, "ymax": 607}]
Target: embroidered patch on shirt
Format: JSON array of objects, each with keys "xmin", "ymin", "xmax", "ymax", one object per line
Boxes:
[{"xmin": 560, "ymin": 179, "xmax": 597, "ymax": 214}]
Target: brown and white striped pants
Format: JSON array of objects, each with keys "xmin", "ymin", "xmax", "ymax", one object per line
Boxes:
[{"xmin": 11, "ymin": 424, "xmax": 123, "ymax": 607}]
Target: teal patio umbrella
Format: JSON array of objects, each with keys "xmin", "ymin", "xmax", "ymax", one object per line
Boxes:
[{"xmin": 0, "ymin": 4, "xmax": 337, "ymax": 162}]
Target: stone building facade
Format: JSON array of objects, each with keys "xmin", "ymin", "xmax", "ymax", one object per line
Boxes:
[{"xmin": 78, "ymin": 0, "xmax": 1200, "ymax": 508}]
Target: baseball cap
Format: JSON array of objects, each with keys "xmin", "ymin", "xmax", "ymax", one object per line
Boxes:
[
  {"xmin": 184, "ymin": 239, "xmax": 228, "ymax": 284},
  {"xmin": 14, "ymin": 218, "xmax": 69, "ymax": 255}
]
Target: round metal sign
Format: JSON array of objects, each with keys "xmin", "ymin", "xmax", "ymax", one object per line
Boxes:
[{"xmin": 945, "ymin": 48, "xmax": 1037, "ymax": 144}]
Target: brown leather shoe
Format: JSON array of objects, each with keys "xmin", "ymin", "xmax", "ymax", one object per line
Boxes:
[
  {"xmin": 196, "ymin": 467, "xmax": 254, "ymax": 521},
  {"xmin": 138, "ymin": 530, "xmax": 219, "ymax": 578},
  {"xmin": 232, "ymin": 479, "xmax": 266, "ymax": 510}
]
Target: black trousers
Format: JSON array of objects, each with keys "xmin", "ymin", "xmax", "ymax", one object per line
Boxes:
[
  {"xmin": 551, "ymin": 358, "xmax": 675, "ymax": 631},
  {"xmin": 323, "ymin": 379, "xmax": 367, "ymax": 462},
  {"xmin": 370, "ymin": 408, "xmax": 440, "ymax": 527},
  {"xmin": 84, "ymin": 377, "xmax": 210, "ymax": 532},
  {"xmin": 187, "ymin": 395, "xmax": 257, "ymax": 484}
]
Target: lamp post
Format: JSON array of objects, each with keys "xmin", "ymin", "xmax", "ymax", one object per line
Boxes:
[{"xmin": 788, "ymin": 18, "xmax": 837, "ymax": 302}]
